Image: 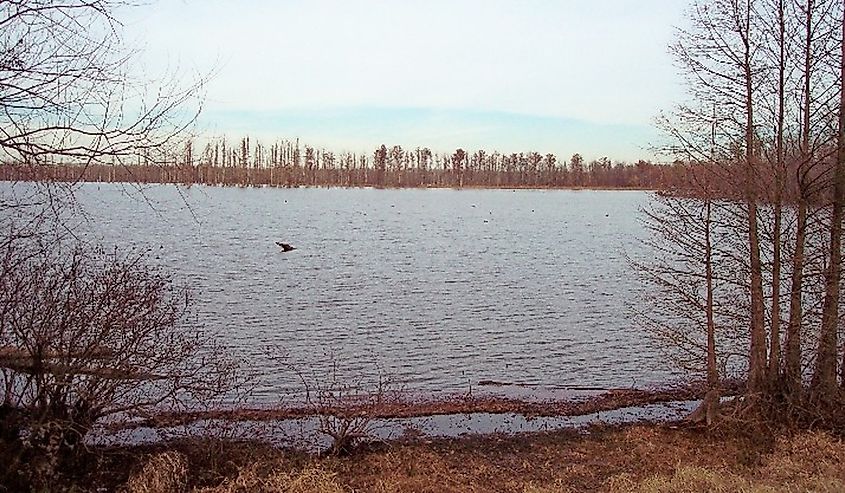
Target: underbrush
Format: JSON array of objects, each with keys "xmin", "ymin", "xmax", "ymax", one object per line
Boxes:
[
  {"xmin": 5, "ymin": 423, "xmax": 844, "ymax": 492},
  {"xmin": 604, "ymin": 431, "xmax": 845, "ymax": 492},
  {"xmin": 118, "ymin": 425, "xmax": 845, "ymax": 493}
]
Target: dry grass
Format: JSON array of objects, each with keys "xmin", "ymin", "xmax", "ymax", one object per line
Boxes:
[
  {"xmin": 193, "ymin": 463, "xmax": 345, "ymax": 493},
  {"xmin": 112, "ymin": 425, "xmax": 845, "ymax": 492},
  {"xmin": 604, "ymin": 430, "xmax": 845, "ymax": 493},
  {"xmin": 124, "ymin": 451, "xmax": 189, "ymax": 493}
]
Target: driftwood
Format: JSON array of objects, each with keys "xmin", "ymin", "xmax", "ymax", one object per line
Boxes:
[
  {"xmin": 0, "ymin": 346, "xmax": 158, "ymax": 380},
  {"xmin": 0, "ymin": 359, "xmax": 160, "ymax": 380},
  {"xmin": 0, "ymin": 345, "xmax": 115, "ymax": 361}
]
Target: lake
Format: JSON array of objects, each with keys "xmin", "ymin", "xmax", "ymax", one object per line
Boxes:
[{"xmin": 57, "ymin": 184, "xmax": 679, "ymax": 401}]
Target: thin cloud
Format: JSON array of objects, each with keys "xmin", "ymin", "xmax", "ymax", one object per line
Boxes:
[{"xmin": 123, "ymin": 0, "xmax": 686, "ymax": 160}]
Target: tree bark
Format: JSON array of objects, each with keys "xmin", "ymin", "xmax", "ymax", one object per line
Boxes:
[
  {"xmin": 768, "ymin": 0, "xmax": 786, "ymax": 386},
  {"xmin": 785, "ymin": 0, "xmax": 814, "ymax": 397},
  {"xmin": 811, "ymin": 1, "xmax": 845, "ymax": 400},
  {"xmin": 785, "ymin": 202, "xmax": 806, "ymax": 394},
  {"xmin": 743, "ymin": 0, "xmax": 768, "ymax": 393},
  {"xmin": 705, "ymin": 198, "xmax": 719, "ymax": 389}
]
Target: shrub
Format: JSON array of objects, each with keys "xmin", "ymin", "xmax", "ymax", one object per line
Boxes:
[{"xmin": 0, "ymin": 241, "xmax": 237, "ymax": 486}]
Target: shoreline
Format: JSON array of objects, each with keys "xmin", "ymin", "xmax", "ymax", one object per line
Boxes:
[
  {"xmin": 112, "ymin": 381, "xmax": 737, "ymax": 431},
  {"xmin": 1, "ymin": 178, "xmax": 658, "ymax": 192},
  {"xmin": 76, "ymin": 419, "xmax": 845, "ymax": 492}
]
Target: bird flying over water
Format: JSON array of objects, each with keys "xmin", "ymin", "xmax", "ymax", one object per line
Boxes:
[{"xmin": 276, "ymin": 241, "xmax": 295, "ymax": 252}]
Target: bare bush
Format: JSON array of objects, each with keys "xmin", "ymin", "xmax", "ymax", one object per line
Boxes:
[
  {"xmin": 296, "ymin": 360, "xmax": 401, "ymax": 456},
  {"xmin": 0, "ymin": 239, "xmax": 237, "ymax": 485}
]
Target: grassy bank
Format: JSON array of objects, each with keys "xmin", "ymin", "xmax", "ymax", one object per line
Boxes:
[{"xmin": 80, "ymin": 423, "xmax": 844, "ymax": 492}]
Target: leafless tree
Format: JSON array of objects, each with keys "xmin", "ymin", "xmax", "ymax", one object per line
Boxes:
[
  {"xmin": 667, "ymin": 0, "xmax": 771, "ymax": 394},
  {"xmin": 633, "ymin": 165, "xmax": 749, "ymax": 396},
  {"xmin": 654, "ymin": 0, "xmax": 845, "ymax": 418},
  {"xmin": 811, "ymin": 2, "xmax": 845, "ymax": 400},
  {"xmin": 0, "ymin": 1, "xmax": 202, "ymax": 168},
  {"xmin": 0, "ymin": 240, "xmax": 237, "ymax": 485},
  {"xmin": 0, "ymin": 0, "xmax": 205, "ymax": 244}
]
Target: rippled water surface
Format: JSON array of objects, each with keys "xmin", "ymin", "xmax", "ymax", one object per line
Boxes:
[{"xmin": 66, "ymin": 184, "xmax": 674, "ymax": 400}]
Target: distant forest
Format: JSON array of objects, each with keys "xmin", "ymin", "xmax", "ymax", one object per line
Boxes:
[{"xmin": 0, "ymin": 137, "xmax": 682, "ymax": 189}]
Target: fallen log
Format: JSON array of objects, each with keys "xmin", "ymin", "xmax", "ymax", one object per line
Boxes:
[{"xmin": 0, "ymin": 345, "xmax": 115, "ymax": 361}]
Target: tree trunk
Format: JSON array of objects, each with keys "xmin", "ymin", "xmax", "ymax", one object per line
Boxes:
[
  {"xmin": 785, "ymin": 202, "xmax": 806, "ymax": 395},
  {"xmin": 744, "ymin": 8, "xmax": 768, "ymax": 392},
  {"xmin": 705, "ymin": 198, "xmax": 718, "ymax": 389},
  {"xmin": 784, "ymin": 0, "xmax": 814, "ymax": 397},
  {"xmin": 768, "ymin": 0, "xmax": 786, "ymax": 386},
  {"xmin": 811, "ymin": 3, "xmax": 845, "ymax": 400}
]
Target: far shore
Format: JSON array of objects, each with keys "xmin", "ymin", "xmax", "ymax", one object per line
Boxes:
[{"xmin": 1, "ymin": 177, "xmax": 658, "ymax": 192}]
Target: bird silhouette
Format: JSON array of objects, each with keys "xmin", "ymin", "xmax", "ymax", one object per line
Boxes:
[{"xmin": 276, "ymin": 241, "xmax": 295, "ymax": 252}]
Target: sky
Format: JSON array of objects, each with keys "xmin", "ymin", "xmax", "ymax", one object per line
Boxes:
[{"xmin": 122, "ymin": 1, "xmax": 689, "ymax": 162}]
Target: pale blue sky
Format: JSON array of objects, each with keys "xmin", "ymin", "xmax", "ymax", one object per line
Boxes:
[{"xmin": 123, "ymin": 1, "xmax": 687, "ymax": 161}]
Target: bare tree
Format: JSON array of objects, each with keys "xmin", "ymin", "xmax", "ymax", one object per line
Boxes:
[
  {"xmin": 0, "ymin": 241, "xmax": 237, "ymax": 485},
  {"xmin": 656, "ymin": 0, "xmax": 845, "ymax": 418},
  {"xmin": 668, "ymin": 0, "xmax": 771, "ymax": 393},
  {"xmin": 0, "ymin": 1, "xmax": 201, "ymax": 168},
  {"xmin": 0, "ymin": 0, "xmax": 204, "ymax": 240},
  {"xmin": 632, "ymin": 165, "xmax": 749, "ymax": 402},
  {"xmin": 811, "ymin": 3, "xmax": 845, "ymax": 400}
]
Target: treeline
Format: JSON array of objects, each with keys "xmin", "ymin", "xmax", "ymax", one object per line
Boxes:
[{"xmin": 0, "ymin": 137, "xmax": 682, "ymax": 189}]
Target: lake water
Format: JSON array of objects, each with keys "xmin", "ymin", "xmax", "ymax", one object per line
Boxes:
[{"xmin": 45, "ymin": 184, "xmax": 680, "ymax": 401}]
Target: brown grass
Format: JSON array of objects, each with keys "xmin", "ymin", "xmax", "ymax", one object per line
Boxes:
[
  {"xmin": 125, "ymin": 451, "xmax": 189, "ymax": 493},
  {"xmin": 192, "ymin": 463, "xmax": 345, "ymax": 493},
  {"xmin": 603, "ymin": 429, "xmax": 845, "ymax": 493},
  {"xmin": 69, "ymin": 424, "xmax": 845, "ymax": 492}
]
